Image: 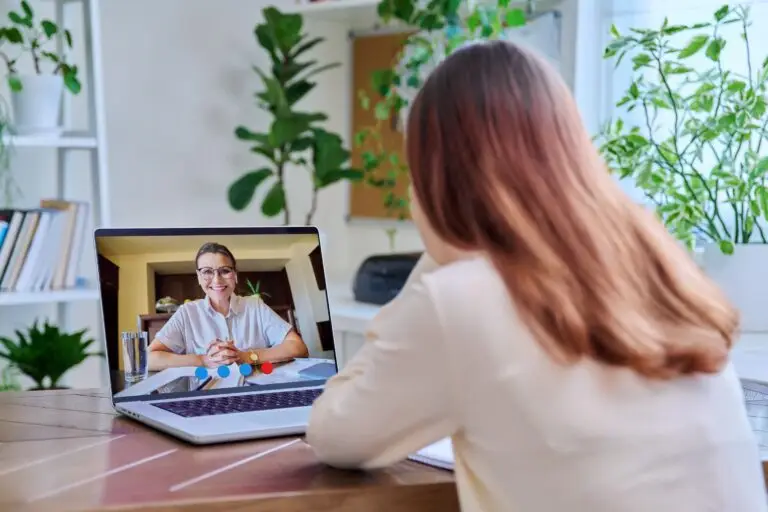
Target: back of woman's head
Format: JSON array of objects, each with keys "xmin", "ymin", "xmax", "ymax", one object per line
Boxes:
[{"xmin": 406, "ymin": 39, "xmax": 738, "ymax": 379}]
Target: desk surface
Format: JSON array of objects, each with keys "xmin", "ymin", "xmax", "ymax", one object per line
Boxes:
[{"xmin": 0, "ymin": 389, "xmax": 458, "ymax": 512}]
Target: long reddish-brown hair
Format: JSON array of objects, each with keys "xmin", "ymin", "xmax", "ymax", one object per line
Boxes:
[{"xmin": 406, "ymin": 40, "xmax": 738, "ymax": 379}]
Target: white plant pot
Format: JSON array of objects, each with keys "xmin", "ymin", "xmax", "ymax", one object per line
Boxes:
[
  {"xmin": 10, "ymin": 74, "xmax": 63, "ymax": 135},
  {"xmin": 702, "ymin": 244, "xmax": 768, "ymax": 332}
]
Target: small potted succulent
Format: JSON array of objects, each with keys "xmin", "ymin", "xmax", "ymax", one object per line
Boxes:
[{"xmin": 0, "ymin": 1, "xmax": 81, "ymax": 134}]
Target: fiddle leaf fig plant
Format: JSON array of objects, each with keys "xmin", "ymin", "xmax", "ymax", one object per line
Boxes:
[
  {"xmin": 0, "ymin": 320, "xmax": 103, "ymax": 390},
  {"xmin": 597, "ymin": 4, "xmax": 768, "ymax": 254},
  {"xmin": 355, "ymin": 0, "xmax": 529, "ymax": 220},
  {"xmin": 0, "ymin": 0, "xmax": 81, "ymax": 94},
  {"xmin": 229, "ymin": 7, "xmax": 363, "ymax": 225}
]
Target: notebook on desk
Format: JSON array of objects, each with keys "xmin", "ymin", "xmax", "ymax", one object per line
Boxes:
[{"xmin": 409, "ymin": 437, "xmax": 454, "ymax": 471}]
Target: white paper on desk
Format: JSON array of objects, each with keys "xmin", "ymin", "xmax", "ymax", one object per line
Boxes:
[{"xmin": 408, "ymin": 437, "xmax": 454, "ymax": 471}]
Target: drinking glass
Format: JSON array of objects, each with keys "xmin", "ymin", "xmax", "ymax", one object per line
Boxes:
[{"xmin": 122, "ymin": 331, "xmax": 149, "ymax": 383}]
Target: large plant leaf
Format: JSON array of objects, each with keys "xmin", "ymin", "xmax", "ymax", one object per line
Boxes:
[
  {"xmin": 316, "ymin": 168, "xmax": 365, "ymax": 188},
  {"xmin": 291, "ymin": 137, "xmax": 313, "ymax": 152},
  {"xmin": 274, "ymin": 60, "xmax": 315, "ymax": 84},
  {"xmin": 270, "ymin": 112, "xmax": 326, "ymax": 147},
  {"xmin": 290, "ymin": 36, "xmax": 324, "ymax": 59},
  {"xmin": 312, "ymin": 128, "xmax": 350, "ymax": 177},
  {"xmin": 255, "ymin": 24, "xmax": 278, "ymax": 60},
  {"xmin": 678, "ymin": 35, "xmax": 709, "ymax": 58},
  {"xmin": 235, "ymin": 126, "xmax": 271, "ymax": 146},
  {"xmin": 262, "ymin": 7, "xmax": 303, "ymax": 55},
  {"xmin": 254, "ymin": 66, "xmax": 288, "ymax": 115},
  {"xmin": 228, "ymin": 169, "xmax": 273, "ymax": 210},
  {"xmin": 285, "ymin": 80, "xmax": 315, "ymax": 106},
  {"xmin": 261, "ymin": 181, "xmax": 286, "ymax": 217},
  {"xmin": 296, "ymin": 62, "xmax": 340, "ymax": 83}
]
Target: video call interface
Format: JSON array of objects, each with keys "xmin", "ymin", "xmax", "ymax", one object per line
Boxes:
[{"xmin": 95, "ymin": 230, "xmax": 337, "ymax": 403}]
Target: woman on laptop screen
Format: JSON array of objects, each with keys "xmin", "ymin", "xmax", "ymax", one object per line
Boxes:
[
  {"xmin": 147, "ymin": 242, "xmax": 309, "ymax": 371},
  {"xmin": 306, "ymin": 40, "xmax": 766, "ymax": 511}
]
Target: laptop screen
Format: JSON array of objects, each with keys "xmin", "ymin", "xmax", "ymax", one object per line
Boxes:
[{"xmin": 94, "ymin": 227, "xmax": 337, "ymax": 404}]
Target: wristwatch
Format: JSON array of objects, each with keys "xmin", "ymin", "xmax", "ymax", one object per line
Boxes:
[{"xmin": 247, "ymin": 350, "xmax": 259, "ymax": 364}]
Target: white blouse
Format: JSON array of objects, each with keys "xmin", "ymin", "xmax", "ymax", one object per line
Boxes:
[{"xmin": 308, "ymin": 254, "xmax": 767, "ymax": 511}]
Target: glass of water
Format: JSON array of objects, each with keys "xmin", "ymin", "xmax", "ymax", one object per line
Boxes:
[{"xmin": 122, "ymin": 331, "xmax": 149, "ymax": 383}]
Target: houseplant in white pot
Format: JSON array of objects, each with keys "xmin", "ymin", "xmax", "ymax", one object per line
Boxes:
[
  {"xmin": 0, "ymin": 1, "xmax": 81, "ymax": 134},
  {"xmin": 597, "ymin": 4, "xmax": 768, "ymax": 332}
]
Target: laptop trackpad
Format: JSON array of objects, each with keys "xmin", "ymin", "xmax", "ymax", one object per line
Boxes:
[{"xmin": 247, "ymin": 408, "xmax": 310, "ymax": 428}]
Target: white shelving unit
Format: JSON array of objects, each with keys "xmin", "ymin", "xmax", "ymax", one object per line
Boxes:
[
  {"xmin": 0, "ymin": 288, "xmax": 100, "ymax": 306},
  {"xmin": 0, "ymin": 0, "xmax": 109, "ymax": 315},
  {"xmin": 4, "ymin": 132, "xmax": 98, "ymax": 149}
]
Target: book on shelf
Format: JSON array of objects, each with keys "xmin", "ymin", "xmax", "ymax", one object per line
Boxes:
[
  {"xmin": 0, "ymin": 200, "xmax": 90, "ymax": 294},
  {"xmin": 408, "ymin": 437, "xmax": 454, "ymax": 471}
]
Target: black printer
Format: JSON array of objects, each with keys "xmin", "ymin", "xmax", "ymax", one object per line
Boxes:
[{"xmin": 353, "ymin": 252, "xmax": 422, "ymax": 305}]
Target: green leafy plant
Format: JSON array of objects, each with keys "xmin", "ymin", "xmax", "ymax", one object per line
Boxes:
[
  {"xmin": 0, "ymin": 365, "xmax": 20, "ymax": 391},
  {"xmin": 0, "ymin": 97, "xmax": 18, "ymax": 206},
  {"xmin": 354, "ymin": 0, "xmax": 529, "ymax": 219},
  {"xmin": 0, "ymin": 1, "xmax": 80, "ymax": 94},
  {"xmin": 228, "ymin": 7, "xmax": 363, "ymax": 225},
  {"xmin": 0, "ymin": 320, "xmax": 102, "ymax": 390},
  {"xmin": 597, "ymin": 4, "xmax": 768, "ymax": 254},
  {"xmin": 245, "ymin": 278, "xmax": 270, "ymax": 299}
]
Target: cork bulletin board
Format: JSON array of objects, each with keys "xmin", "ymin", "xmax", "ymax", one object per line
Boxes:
[{"xmin": 349, "ymin": 32, "xmax": 413, "ymax": 220}]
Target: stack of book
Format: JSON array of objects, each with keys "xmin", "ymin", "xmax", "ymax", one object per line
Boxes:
[{"xmin": 0, "ymin": 200, "xmax": 90, "ymax": 294}]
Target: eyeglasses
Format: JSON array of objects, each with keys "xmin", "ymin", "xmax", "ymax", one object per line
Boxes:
[{"xmin": 197, "ymin": 266, "xmax": 235, "ymax": 281}]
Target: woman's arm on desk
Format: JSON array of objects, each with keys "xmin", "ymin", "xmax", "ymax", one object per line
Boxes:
[
  {"xmin": 306, "ymin": 271, "xmax": 456, "ymax": 470},
  {"xmin": 238, "ymin": 330, "xmax": 309, "ymax": 363},
  {"xmin": 148, "ymin": 341, "xmax": 203, "ymax": 370}
]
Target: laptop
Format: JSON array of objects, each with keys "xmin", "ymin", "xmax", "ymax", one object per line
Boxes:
[{"xmin": 94, "ymin": 226, "xmax": 338, "ymax": 444}]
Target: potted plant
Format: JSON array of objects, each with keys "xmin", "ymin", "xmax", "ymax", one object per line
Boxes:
[
  {"xmin": 246, "ymin": 278, "xmax": 270, "ymax": 300},
  {"xmin": 0, "ymin": 1, "xmax": 81, "ymax": 134},
  {"xmin": 0, "ymin": 320, "xmax": 102, "ymax": 390},
  {"xmin": 228, "ymin": 7, "xmax": 363, "ymax": 226},
  {"xmin": 597, "ymin": 5, "xmax": 768, "ymax": 331}
]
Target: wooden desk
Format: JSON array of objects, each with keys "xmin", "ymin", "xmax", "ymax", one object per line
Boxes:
[{"xmin": 0, "ymin": 389, "xmax": 459, "ymax": 512}]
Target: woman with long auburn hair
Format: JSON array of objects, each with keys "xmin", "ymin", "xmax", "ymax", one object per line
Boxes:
[{"xmin": 307, "ymin": 40, "xmax": 766, "ymax": 511}]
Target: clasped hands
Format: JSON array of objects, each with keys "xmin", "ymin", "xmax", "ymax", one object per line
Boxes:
[{"xmin": 200, "ymin": 339, "xmax": 246, "ymax": 368}]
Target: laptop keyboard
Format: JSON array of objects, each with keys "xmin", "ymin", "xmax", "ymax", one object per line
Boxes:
[{"xmin": 152, "ymin": 388, "xmax": 323, "ymax": 418}]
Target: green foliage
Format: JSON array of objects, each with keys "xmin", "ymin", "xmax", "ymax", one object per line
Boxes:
[
  {"xmin": 0, "ymin": 365, "xmax": 20, "ymax": 391},
  {"xmin": 0, "ymin": 320, "xmax": 103, "ymax": 390},
  {"xmin": 597, "ymin": 5, "xmax": 768, "ymax": 252},
  {"xmin": 355, "ymin": 0, "xmax": 529, "ymax": 219},
  {"xmin": 245, "ymin": 278, "xmax": 270, "ymax": 299},
  {"xmin": 0, "ymin": 97, "xmax": 18, "ymax": 206},
  {"xmin": 0, "ymin": 1, "xmax": 80, "ymax": 94},
  {"xmin": 229, "ymin": 7, "xmax": 363, "ymax": 225}
]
